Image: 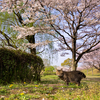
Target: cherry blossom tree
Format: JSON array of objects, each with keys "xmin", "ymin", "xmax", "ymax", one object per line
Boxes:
[
  {"xmin": 82, "ymin": 44, "xmax": 100, "ymax": 71},
  {"xmin": 0, "ymin": 0, "xmax": 55, "ymax": 55},
  {"xmin": 0, "ymin": 0, "xmax": 100, "ymax": 70},
  {"xmin": 0, "ymin": 12, "xmax": 29, "ymax": 50}
]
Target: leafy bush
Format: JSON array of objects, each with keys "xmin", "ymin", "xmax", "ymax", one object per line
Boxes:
[
  {"xmin": 0, "ymin": 48, "xmax": 44, "ymax": 84},
  {"xmin": 45, "ymin": 66, "xmax": 54, "ymax": 72},
  {"xmin": 43, "ymin": 66, "xmax": 55, "ymax": 75},
  {"xmin": 43, "ymin": 72, "xmax": 56, "ymax": 76}
]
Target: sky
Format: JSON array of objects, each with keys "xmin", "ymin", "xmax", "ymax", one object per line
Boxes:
[
  {"xmin": 51, "ymin": 51, "xmax": 82, "ymax": 68},
  {"xmin": 52, "ymin": 51, "xmax": 72, "ymax": 67}
]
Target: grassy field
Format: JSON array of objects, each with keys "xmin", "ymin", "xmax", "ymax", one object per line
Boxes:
[
  {"xmin": 82, "ymin": 67, "xmax": 100, "ymax": 76},
  {"xmin": 0, "ymin": 73, "xmax": 100, "ymax": 100}
]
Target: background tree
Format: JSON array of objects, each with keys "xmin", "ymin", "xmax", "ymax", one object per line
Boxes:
[
  {"xmin": 43, "ymin": 59, "xmax": 50, "ymax": 67},
  {"xmin": 79, "ymin": 64, "xmax": 91, "ymax": 75},
  {"xmin": 0, "ymin": 12, "xmax": 29, "ymax": 51},
  {"xmin": 0, "ymin": 12, "xmax": 17, "ymax": 49},
  {"xmin": 81, "ymin": 44, "xmax": 100, "ymax": 71},
  {"xmin": 0, "ymin": 0, "xmax": 100, "ymax": 70},
  {"xmin": 61, "ymin": 58, "xmax": 72, "ymax": 70},
  {"xmin": 11, "ymin": 3, "xmax": 55, "ymax": 55},
  {"xmin": 0, "ymin": 4, "xmax": 55, "ymax": 63}
]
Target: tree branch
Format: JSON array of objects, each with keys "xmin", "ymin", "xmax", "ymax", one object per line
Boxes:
[{"xmin": 0, "ymin": 30, "xmax": 17, "ymax": 49}]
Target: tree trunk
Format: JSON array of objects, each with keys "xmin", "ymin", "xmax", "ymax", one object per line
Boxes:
[
  {"xmin": 71, "ymin": 59, "xmax": 77, "ymax": 71},
  {"xmin": 26, "ymin": 35, "xmax": 41, "ymax": 81},
  {"xmin": 71, "ymin": 32, "xmax": 77, "ymax": 71},
  {"xmin": 26, "ymin": 35, "xmax": 36, "ymax": 55}
]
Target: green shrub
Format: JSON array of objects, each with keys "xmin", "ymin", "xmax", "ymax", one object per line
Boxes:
[
  {"xmin": 43, "ymin": 72, "xmax": 56, "ymax": 76},
  {"xmin": 45, "ymin": 66, "xmax": 54, "ymax": 72},
  {"xmin": 0, "ymin": 48, "xmax": 44, "ymax": 84},
  {"xmin": 43, "ymin": 66, "xmax": 55, "ymax": 76}
]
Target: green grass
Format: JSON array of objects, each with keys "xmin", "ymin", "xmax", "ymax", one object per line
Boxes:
[{"xmin": 0, "ymin": 75, "xmax": 100, "ymax": 100}]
